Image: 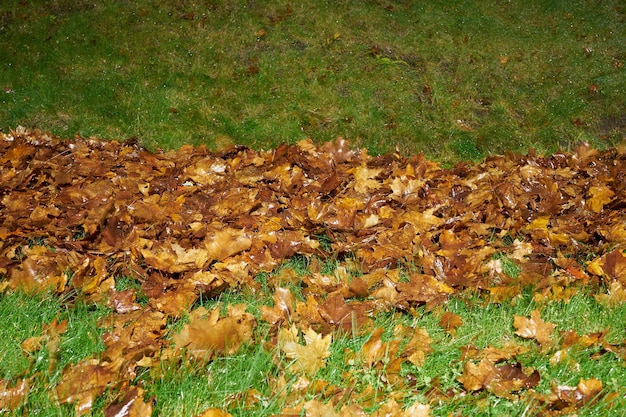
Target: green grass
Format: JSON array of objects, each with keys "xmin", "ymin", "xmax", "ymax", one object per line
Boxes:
[
  {"xmin": 0, "ymin": 291, "xmax": 110, "ymax": 416},
  {"xmin": 2, "ymin": 263, "xmax": 625, "ymax": 416},
  {"xmin": 1, "ymin": 0, "xmax": 626, "ymax": 415},
  {"xmin": 1, "ymin": 0, "xmax": 624, "ymax": 164}
]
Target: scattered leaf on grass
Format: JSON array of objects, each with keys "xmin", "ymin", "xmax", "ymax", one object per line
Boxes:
[
  {"xmin": 278, "ymin": 325, "xmax": 332, "ymax": 376},
  {"xmin": 2, "ymin": 128, "xmax": 626, "ymax": 413},
  {"xmin": 514, "ymin": 310, "xmax": 556, "ymax": 348},
  {"xmin": 172, "ymin": 304, "xmax": 255, "ymax": 361},
  {"xmin": 0, "ymin": 378, "xmax": 29, "ymax": 411},
  {"xmin": 104, "ymin": 386, "xmax": 153, "ymax": 417}
]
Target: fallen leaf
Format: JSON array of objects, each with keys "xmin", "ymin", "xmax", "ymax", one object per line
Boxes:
[
  {"xmin": 457, "ymin": 358, "xmax": 539, "ymax": 396},
  {"xmin": 439, "ymin": 311, "xmax": 462, "ymax": 335},
  {"xmin": 514, "ymin": 310, "xmax": 556, "ymax": 348},
  {"xmin": 104, "ymin": 386, "xmax": 153, "ymax": 417},
  {"xmin": 195, "ymin": 409, "xmax": 234, "ymax": 417},
  {"xmin": 173, "ymin": 304, "xmax": 255, "ymax": 361},
  {"xmin": 278, "ymin": 325, "xmax": 332, "ymax": 376},
  {"xmin": 402, "ymin": 402, "xmax": 430, "ymax": 417},
  {"xmin": 587, "ymin": 184, "xmax": 614, "ymax": 213},
  {"xmin": 0, "ymin": 378, "xmax": 29, "ymax": 411}
]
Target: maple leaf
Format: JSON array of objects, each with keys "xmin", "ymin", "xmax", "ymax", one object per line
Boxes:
[
  {"xmin": 172, "ymin": 304, "xmax": 255, "ymax": 361},
  {"xmin": 278, "ymin": 325, "xmax": 332, "ymax": 376},
  {"xmin": 600, "ymin": 249, "xmax": 626, "ymax": 284},
  {"xmin": 403, "ymin": 402, "xmax": 431, "ymax": 417},
  {"xmin": 0, "ymin": 378, "xmax": 29, "ymax": 411},
  {"xmin": 595, "ymin": 280, "xmax": 626, "ymax": 306},
  {"xmin": 8, "ymin": 245, "xmax": 70, "ymax": 294},
  {"xmin": 21, "ymin": 317, "xmax": 68, "ymax": 373},
  {"xmin": 5, "ymin": 128, "xmax": 626, "ymax": 414},
  {"xmin": 54, "ymin": 359, "xmax": 119, "ymax": 416},
  {"xmin": 401, "ymin": 325, "xmax": 433, "ymax": 367},
  {"xmin": 457, "ymin": 358, "xmax": 539, "ymax": 396},
  {"xmin": 107, "ymin": 289, "xmax": 142, "ymax": 314},
  {"xmin": 260, "ymin": 286, "xmax": 295, "ymax": 325},
  {"xmin": 140, "ymin": 242, "xmax": 210, "ymax": 273},
  {"xmin": 204, "ymin": 228, "xmax": 252, "ymax": 261},
  {"xmin": 513, "ymin": 310, "xmax": 556, "ymax": 348},
  {"xmin": 349, "ymin": 163, "xmax": 383, "ymax": 194},
  {"xmin": 509, "ymin": 238, "xmax": 533, "ymax": 261},
  {"xmin": 586, "ymin": 184, "xmax": 614, "ymax": 212},
  {"xmin": 359, "ymin": 328, "xmax": 387, "ymax": 367},
  {"xmin": 302, "ymin": 399, "xmax": 340, "ymax": 417},
  {"xmin": 439, "ymin": 311, "xmax": 462, "ymax": 335},
  {"xmin": 537, "ymin": 378, "xmax": 604, "ymax": 410},
  {"xmin": 457, "ymin": 358, "xmax": 498, "ymax": 391}
]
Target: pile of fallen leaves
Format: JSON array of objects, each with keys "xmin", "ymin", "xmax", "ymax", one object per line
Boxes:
[{"xmin": 0, "ymin": 127, "xmax": 625, "ymax": 416}]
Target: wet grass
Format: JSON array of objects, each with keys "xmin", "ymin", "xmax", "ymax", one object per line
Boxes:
[{"xmin": 1, "ymin": 0, "xmax": 624, "ymax": 164}]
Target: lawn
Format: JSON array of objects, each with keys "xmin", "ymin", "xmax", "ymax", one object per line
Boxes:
[
  {"xmin": 1, "ymin": 0, "xmax": 624, "ymax": 163},
  {"xmin": 0, "ymin": 1, "xmax": 625, "ymax": 416}
]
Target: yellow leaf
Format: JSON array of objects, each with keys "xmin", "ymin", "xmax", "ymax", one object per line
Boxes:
[
  {"xmin": 587, "ymin": 184, "xmax": 614, "ymax": 213},
  {"xmin": 278, "ymin": 325, "xmax": 331, "ymax": 376},
  {"xmin": 350, "ymin": 163, "xmax": 382, "ymax": 194},
  {"xmin": 526, "ymin": 215, "xmax": 550, "ymax": 231},
  {"xmin": 586, "ymin": 256, "xmax": 605, "ymax": 276},
  {"xmin": 403, "ymin": 402, "xmax": 431, "ymax": 417},
  {"xmin": 195, "ymin": 409, "xmax": 234, "ymax": 417},
  {"xmin": 204, "ymin": 229, "xmax": 252, "ymax": 261}
]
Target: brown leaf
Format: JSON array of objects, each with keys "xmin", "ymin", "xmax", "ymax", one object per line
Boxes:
[
  {"xmin": 542, "ymin": 377, "xmax": 604, "ymax": 410},
  {"xmin": 601, "ymin": 249, "xmax": 626, "ymax": 284},
  {"xmin": 104, "ymin": 386, "xmax": 153, "ymax": 417},
  {"xmin": 514, "ymin": 310, "xmax": 556, "ymax": 347},
  {"xmin": 439, "ymin": 311, "xmax": 462, "ymax": 335},
  {"xmin": 359, "ymin": 328, "xmax": 386, "ymax": 367},
  {"xmin": 457, "ymin": 358, "xmax": 498, "ymax": 391},
  {"xmin": 302, "ymin": 399, "xmax": 339, "ymax": 417},
  {"xmin": 54, "ymin": 359, "xmax": 118, "ymax": 412},
  {"xmin": 260, "ymin": 287, "xmax": 294, "ymax": 325},
  {"xmin": 0, "ymin": 378, "xmax": 29, "ymax": 411},
  {"xmin": 140, "ymin": 242, "xmax": 210, "ymax": 273},
  {"xmin": 457, "ymin": 358, "xmax": 539, "ymax": 396},
  {"xmin": 107, "ymin": 289, "xmax": 142, "ymax": 314},
  {"xmin": 9, "ymin": 245, "xmax": 69, "ymax": 293},
  {"xmin": 173, "ymin": 304, "xmax": 255, "ymax": 361},
  {"xmin": 204, "ymin": 228, "xmax": 252, "ymax": 261},
  {"xmin": 318, "ymin": 291, "xmax": 370, "ymax": 332},
  {"xmin": 402, "ymin": 326, "xmax": 433, "ymax": 367},
  {"xmin": 402, "ymin": 402, "xmax": 430, "ymax": 417},
  {"xmin": 595, "ymin": 280, "xmax": 626, "ymax": 306},
  {"xmin": 488, "ymin": 363, "xmax": 540, "ymax": 397}
]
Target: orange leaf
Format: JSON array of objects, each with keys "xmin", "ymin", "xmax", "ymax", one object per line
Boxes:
[
  {"xmin": 439, "ymin": 311, "xmax": 462, "ymax": 335},
  {"xmin": 195, "ymin": 409, "xmax": 234, "ymax": 417},
  {"xmin": 513, "ymin": 310, "xmax": 556, "ymax": 347},
  {"xmin": 104, "ymin": 386, "xmax": 153, "ymax": 417},
  {"xmin": 0, "ymin": 379, "xmax": 29, "ymax": 411},
  {"xmin": 173, "ymin": 304, "xmax": 255, "ymax": 361}
]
